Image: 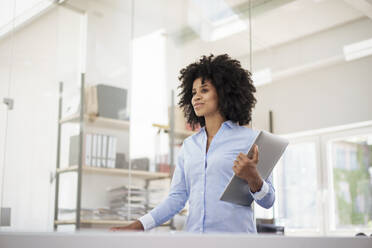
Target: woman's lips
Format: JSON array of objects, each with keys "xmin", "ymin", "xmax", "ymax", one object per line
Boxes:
[{"xmin": 194, "ymin": 103, "xmax": 204, "ymax": 109}]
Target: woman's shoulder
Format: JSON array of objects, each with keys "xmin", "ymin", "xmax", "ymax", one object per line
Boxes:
[
  {"xmin": 229, "ymin": 122, "xmax": 259, "ymax": 136},
  {"xmin": 183, "ymin": 128, "xmax": 203, "ymax": 144}
]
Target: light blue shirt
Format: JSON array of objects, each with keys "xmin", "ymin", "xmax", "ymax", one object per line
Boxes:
[{"xmin": 139, "ymin": 120, "xmax": 275, "ymax": 233}]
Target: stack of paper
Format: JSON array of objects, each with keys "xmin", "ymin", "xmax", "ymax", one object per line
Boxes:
[{"xmin": 107, "ymin": 185, "xmax": 148, "ymax": 220}]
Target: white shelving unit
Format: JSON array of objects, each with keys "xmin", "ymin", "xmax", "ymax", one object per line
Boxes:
[{"xmin": 54, "ymin": 77, "xmax": 170, "ymax": 230}]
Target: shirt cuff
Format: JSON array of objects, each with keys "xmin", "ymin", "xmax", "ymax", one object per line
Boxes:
[
  {"xmin": 138, "ymin": 213, "xmax": 156, "ymax": 231},
  {"xmin": 251, "ymin": 180, "xmax": 269, "ymax": 201}
]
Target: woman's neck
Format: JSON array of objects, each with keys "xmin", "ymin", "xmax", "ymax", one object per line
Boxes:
[{"xmin": 204, "ymin": 113, "xmax": 226, "ymax": 139}]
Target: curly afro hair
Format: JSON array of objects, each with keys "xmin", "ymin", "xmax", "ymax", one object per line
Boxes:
[{"xmin": 178, "ymin": 54, "xmax": 257, "ymax": 129}]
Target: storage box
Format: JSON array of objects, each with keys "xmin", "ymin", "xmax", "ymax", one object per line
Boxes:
[
  {"xmin": 96, "ymin": 84, "xmax": 128, "ymax": 120},
  {"xmin": 115, "ymin": 153, "xmax": 128, "ymax": 169}
]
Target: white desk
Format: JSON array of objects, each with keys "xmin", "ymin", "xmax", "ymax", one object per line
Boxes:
[{"xmin": 0, "ymin": 232, "xmax": 371, "ymax": 248}]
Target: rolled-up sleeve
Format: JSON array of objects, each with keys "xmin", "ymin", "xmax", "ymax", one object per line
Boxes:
[{"xmin": 250, "ymin": 173, "xmax": 275, "ymax": 209}]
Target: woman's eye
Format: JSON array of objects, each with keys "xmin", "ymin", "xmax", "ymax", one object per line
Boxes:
[
  {"xmin": 192, "ymin": 92, "xmax": 196, "ymax": 96},
  {"xmin": 201, "ymin": 89, "xmax": 208, "ymax": 93}
]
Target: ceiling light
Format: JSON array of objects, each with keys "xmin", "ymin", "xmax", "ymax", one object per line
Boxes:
[
  {"xmin": 343, "ymin": 38, "xmax": 372, "ymax": 61},
  {"xmin": 209, "ymin": 18, "xmax": 247, "ymax": 41}
]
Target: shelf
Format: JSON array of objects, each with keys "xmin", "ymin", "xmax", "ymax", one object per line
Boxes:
[
  {"xmin": 60, "ymin": 114, "xmax": 130, "ymax": 130},
  {"xmin": 56, "ymin": 166, "xmax": 170, "ymax": 180},
  {"xmin": 152, "ymin": 123, "xmax": 196, "ymax": 139}
]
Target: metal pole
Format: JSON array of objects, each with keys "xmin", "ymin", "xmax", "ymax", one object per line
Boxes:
[
  {"xmin": 127, "ymin": 0, "xmax": 135, "ymax": 222},
  {"xmin": 169, "ymin": 90, "xmax": 175, "ymax": 173},
  {"xmin": 268, "ymin": 110, "xmax": 276, "ymax": 221},
  {"xmin": 169, "ymin": 90, "xmax": 175, "ymax": 230},
  {"xmin": 54, "ymin": 82, "xmax": 63, "ymax": 231},
  {"xmin": 248, "ymin": 0, "xmax": 256, "ymax": 220},
  {"xmin": 76, "ymin": 73, "xmax": 85, "ymax": 230},
  {"xmin": 249, "ymin": 0, "xmax": 253, "ymax": 73},
  {"xmin": 269, "ymin": 110, "xmax": 273, "ymax": 133}
]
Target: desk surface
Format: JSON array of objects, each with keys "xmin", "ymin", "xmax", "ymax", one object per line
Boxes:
[{"xmin": 0, "ymin": 232, "xmax": 371, "ymax": 248}]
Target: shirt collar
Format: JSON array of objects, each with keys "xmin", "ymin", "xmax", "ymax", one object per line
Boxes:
[
  {"xmin": 223, "ymin": 120, "xmax": 235, "ymax": 129},
  {"xmin": 198, "ymin": 120, "xmax": 235, "ymax": 133}
]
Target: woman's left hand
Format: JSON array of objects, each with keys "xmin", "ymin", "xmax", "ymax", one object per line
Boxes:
[{"xmin": 232, "ymin": 145, "xmax": 263, "ymax": 192}]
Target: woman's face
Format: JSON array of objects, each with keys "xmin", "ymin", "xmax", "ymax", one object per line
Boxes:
[{"xmin": 191, "ymin": 77, "xmax": 219, "ymax": 117}]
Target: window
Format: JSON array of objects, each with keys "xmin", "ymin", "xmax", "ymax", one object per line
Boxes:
[
  {"xmin": 272, "ymin": 124, "xmax": 372, "ymax": 235},
  {"xmin": 274, "ymin": 140, "xmax": 321, "ymax": 232},
  {"xmin": 327, "ymin": 134, "xmax": 372, "ymax": 231}
]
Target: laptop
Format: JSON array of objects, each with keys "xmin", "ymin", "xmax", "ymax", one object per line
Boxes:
[{"xmin": 219, "ymin": 130, "xmax": 289, "ymax": 206}]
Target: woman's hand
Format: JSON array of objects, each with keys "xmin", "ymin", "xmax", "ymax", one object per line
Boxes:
[
  {"xmin": 110, "ymin": 220, "xmax": 144, "ymax": 232},
  {"xmin": 232, "ymin": 145, "xmax": 263, "ymax": 193}
]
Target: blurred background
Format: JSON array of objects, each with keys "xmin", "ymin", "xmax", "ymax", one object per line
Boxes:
[{"xmin": 0, "ymin": 0, "xmax": 371, "ymax": 236}]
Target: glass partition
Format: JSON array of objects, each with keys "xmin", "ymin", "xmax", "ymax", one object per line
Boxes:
[
  {"xmin": 251, "ymin": 0, "xmax": 372, "ymax": 236},
  {"xmin": 0, "ymin": 0, "xmax": 134, "ymax": 231},
  {"xmin": 130, "ymin": 0, "xmax": 255, "ymax": 232},
  {"xmin": 1, "ymin": 0, "xmax": 371, "ymax": 236},
  {"xmin": 54, "ymin": 0, "xmax": 134, "ymax": 231},
  {"xmin": 0, "ymin": 0, "xmax": 62, "ymax": 231}
]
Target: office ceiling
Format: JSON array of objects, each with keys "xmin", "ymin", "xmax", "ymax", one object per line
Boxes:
[
  {"xmin": 172, "ymin": 0, "xmax": 369, "ymax": 57},
  {"xmin": 2, "ymin": 0, "xmax": 370, "ymax": 59}
]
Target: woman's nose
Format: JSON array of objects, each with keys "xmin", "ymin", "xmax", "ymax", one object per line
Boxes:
[{"xmin": 194, "ymin": 94, "xmax": 201, "ymax": 100}]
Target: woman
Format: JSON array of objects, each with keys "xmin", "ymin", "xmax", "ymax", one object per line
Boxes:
[{"xmin": 111, "ymin": 54, "xmax": 275, "ymax": 233}]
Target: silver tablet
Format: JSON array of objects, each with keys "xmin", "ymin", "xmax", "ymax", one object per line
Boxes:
[{"xmin": 219, "ymin": 130, "xmax": 289, "ymax": 206}]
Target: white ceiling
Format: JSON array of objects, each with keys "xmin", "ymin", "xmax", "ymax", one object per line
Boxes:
[
  {"xmin": 2, "ymin": 0, "xmax": 371, "ymax": 60},
  {"xmin": 179, "ymin": 0, "xmax": 369, "ymax": 58},
  {"xmin": 251, "ymin": 0, "xmax": 365, "ymax": 50}
]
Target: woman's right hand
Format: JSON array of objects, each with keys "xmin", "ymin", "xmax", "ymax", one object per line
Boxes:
[{"xmin": 110, "ymin": 220, "xmax": 144, "ymax": 232}]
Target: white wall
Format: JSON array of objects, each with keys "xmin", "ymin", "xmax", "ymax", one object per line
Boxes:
[
  {"xmin": 245, "ymin": 17, "xmax": 372, "ymax": 134},
  {"xmin": 252, "ymin": 55, "xmax": 372, "ymax": 134}
]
